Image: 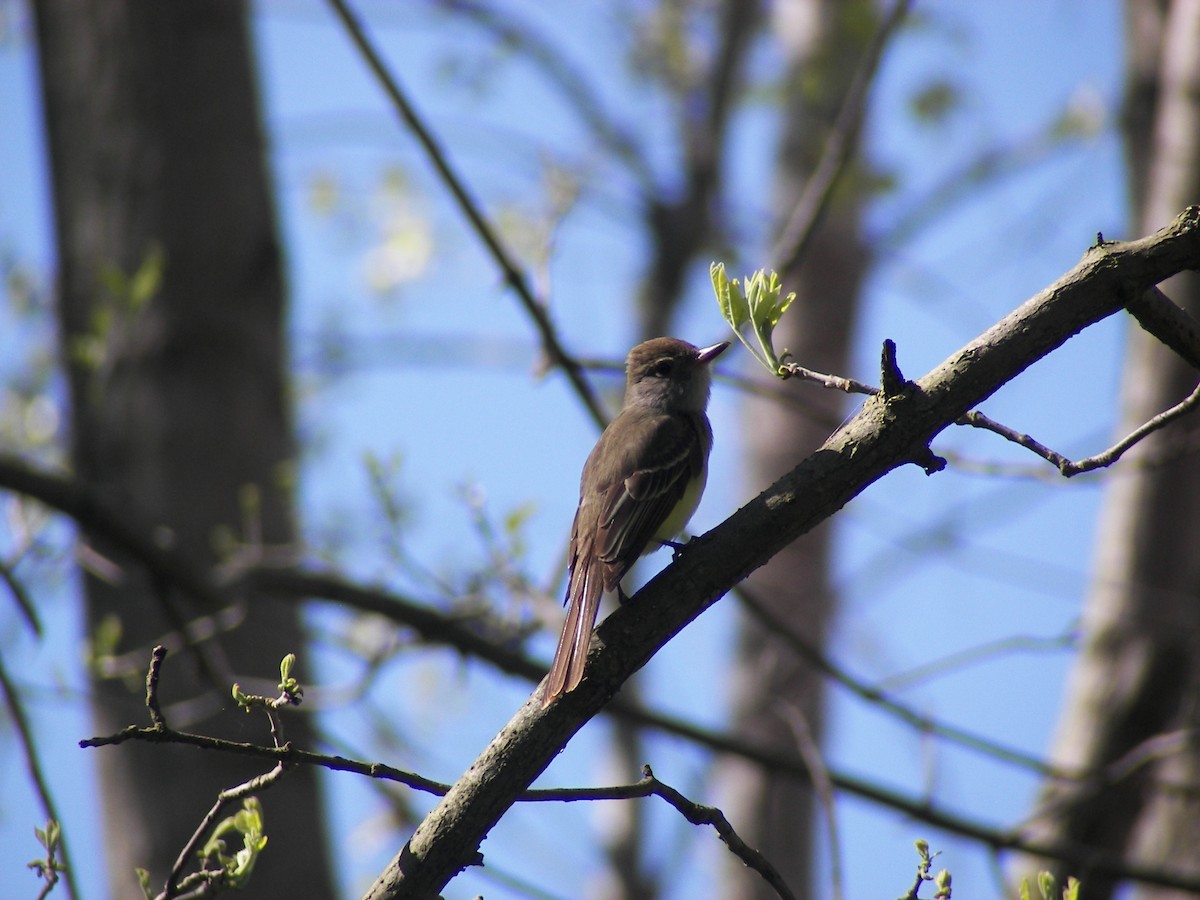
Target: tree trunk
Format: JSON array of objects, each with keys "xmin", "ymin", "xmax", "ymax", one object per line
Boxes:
[
  {"xmin": 1016, "ymin": 1, "xmax": 1200, "ymax": 897},
  {"xmin": 717, "ymin": 2, "xmax": 873, "ymax": 897},
  {"xmin": 33, "ymin": 2, "xmax": 333, "ymax": 894}
]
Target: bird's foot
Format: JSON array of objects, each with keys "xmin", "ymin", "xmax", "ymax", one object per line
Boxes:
[{"xmin": 660, "ymin": 538, "xmax": 688, "ymax": 562}]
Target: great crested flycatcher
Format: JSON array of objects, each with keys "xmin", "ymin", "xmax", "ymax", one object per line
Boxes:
[{"xmin": 543, "ymin": 337, "xmax": 729, "ymax": 706}]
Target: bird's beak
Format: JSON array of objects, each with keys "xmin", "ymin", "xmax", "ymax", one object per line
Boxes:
[{"xmin": 696, "ymin": 341, "xmax": 730, "ymax": 365}]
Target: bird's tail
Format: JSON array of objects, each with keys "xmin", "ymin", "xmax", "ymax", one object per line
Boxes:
[{"xmin": 543, "ymin": 554, "xmax": 604, "ymax": 707}]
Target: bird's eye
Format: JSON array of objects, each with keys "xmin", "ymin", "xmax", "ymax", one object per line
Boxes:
[{"xmin": 651, "ymin": 359, "xmax": 674, "ymax": 377}]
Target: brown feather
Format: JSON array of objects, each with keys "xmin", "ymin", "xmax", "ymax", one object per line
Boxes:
[{"xmin": 541, "ymin": 338, "xmax": 725, "ymax": 706}]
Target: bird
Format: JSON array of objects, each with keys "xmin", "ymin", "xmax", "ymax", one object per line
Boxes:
[{"xmin": 543, "ymin": 336, "xmax": 729, "ymax": 706}]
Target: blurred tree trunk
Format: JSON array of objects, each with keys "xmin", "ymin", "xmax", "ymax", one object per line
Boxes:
[
  {"xmin": 1016, "ymin": 1, "xmax": 1200, "ymax": 897},
  {"xmin": 716, "ymin": 2, "xmax": 874, "ymax": 897},
  {"xmin": 603, "ymin": 2, "xmax": 761, "ymax": 897},
  {"xmin": 34, "ymin": 2, "xmax": 333, "ymax": 895}
]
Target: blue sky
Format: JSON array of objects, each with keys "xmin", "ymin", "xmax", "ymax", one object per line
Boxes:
[{"xmin": 0, "ymin": 2, "xmax": 1138, "ymax": 897}]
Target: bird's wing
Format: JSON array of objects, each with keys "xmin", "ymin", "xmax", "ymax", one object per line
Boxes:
[
  {"xmin": 543, "ymin": 410, "xmax": 703, "ymax": 706},
  {"xmin": 595, "ymin": 412, "xmax": 701, "ymax": 575}
]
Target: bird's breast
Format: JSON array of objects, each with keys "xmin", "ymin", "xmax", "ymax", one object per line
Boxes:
[{"xmin": 649, "ymin": 457, "xmax": 708, "ymax": 549}]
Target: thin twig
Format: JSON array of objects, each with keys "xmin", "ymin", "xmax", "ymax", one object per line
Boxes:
[
  {"xmin": 0, "ymin": 553, "xmax": 41, "ymax": 636},
  {"xmin": 83, "ymin": 695, "xmax": 1200, "ymax": 894},
  {"xmin": 770, "ymin": 0, "xmax": 914, "ymax": 272},
  {"xmin": 432, "ymin": 0, "xmax": 654, "ymax": 190},
  {"xmin": 1067, "ymin": 380, "xmax": 1200, "ymax": 473},
  {"xmin": 639, "ymin": 765, "xmax": 796, "ymax": 900},
  {"xmin": 146, "ymin": 644, "xmax": 168, "ymax": 729},
  {"xmin": 159, "ymin": 763, "xmax": 288, "ymax": 900},
  {"xmin": 324, "ymin": 0, "xmax": 606, "ymax": 428},
  {"xmin": 0, "ymin": 653, "xmax": 80, "ymax": 900},
  {"xmin": 783, "ymin": 706, "xmax": 843, "ymax": 900},
  {"xmin": 517, "ymin": 766, "xmax": 795, "ymax": 897},
  {"xmin": 80, "ymin": 723, "xmax": 451, "ymax": 795},
  {"xmin": 957, "ymin": 380, "xmax": 1200, "ymax": 476},
  {"xmin": 734, "ymin": 582, "xmax": 1070, "ymax": 779},
  {"xmin": 778, "ymin": 362, "xmax": 879, "ymax": 396}
]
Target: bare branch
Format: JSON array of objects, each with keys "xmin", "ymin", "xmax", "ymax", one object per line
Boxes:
[
  {"xmin": 0, "ymin": 653, "xmax": 80, "ymax": 900},
  {"xmin": 783, "ymin": 707, "xmax": 843, "ymax": 900},
  {"xmin": 0, "ymin": 550, "xmax": 41, "ymax": 636},
  {"xmin": 958, "ymin": 380, "xmax": 1200, "ymax": 476},
  {"xmin": 526, "ymin": 765, "xmax": 798, "ymax": 900},
  {"xmin": 324, "ymin": 0, "xmax": 607, "ymax": 427},
  {"xmin": 956, "ymin": 410, "xmax": 1073, "ymax": 469},
  {"xmin": 770, "ymin": 0, "xmax": 914, "ymax": 272},
  {"xmin": 430, "ymin": 0, "xmax": 655, "ymax": 191},
  {"xmin": 778, "ymin": 362, "xmax": 879, "ymax": 396},
  {"xmin": 639, "ymin": 765, "xmax": 795, "ymax": 900}
]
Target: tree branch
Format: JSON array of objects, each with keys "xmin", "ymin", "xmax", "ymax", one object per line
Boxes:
[
  {"xmin": 1126, "ymin": 284, "xmax": 1200, "ymax": 369},
  {"xmin": 957, "ymin": 381, "xmax": 1200, "ymax": 476},
  {"xmin": 431, "ymin": 0, "xmax": 655, "ymax": 191},
  {"xmin": 324, "ymin": 0, "xmax": 607, "ymax": 427},
  {"xmin": 0, "ymin": 652, "xmax": 80, "ymax": 900},
  {"xmin": 769, "ymin": 0, "xmax": 914, "ymax": 272},
  {"xmin": 6, "ymin": 455, "xmax": 1198, "ymax": 877},
  {"xmin": 361, "ymin": 209, "xmax": 1200, "ymax": 897}
]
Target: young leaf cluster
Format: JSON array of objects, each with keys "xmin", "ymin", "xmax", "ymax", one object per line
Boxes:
[{"xmin": 711, "ymin": 261, "xmax": 796, "ymax": 375}]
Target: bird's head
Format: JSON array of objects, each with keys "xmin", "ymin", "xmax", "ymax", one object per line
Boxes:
[{"xmin": 623, "ymin": 337, "xmax": 729, "ymax": 413}]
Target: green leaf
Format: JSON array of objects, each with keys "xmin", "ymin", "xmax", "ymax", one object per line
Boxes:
[
  {"xmin": 136, "ymin": 868, "xmax": 154, "ymax": 900},
  {"xmin": 711, "ymin": 261, "xmax": 796, "ymax": 376},
  {"xmin": 711, "ymin": 262, "xmax": 748, "ymax": 333},
  {"xmin": 745, "ymin": 269, "xmax": 795, "ymax": 371},
  {"xmin": 127, "ymin": 243, "xmax": 165, "ymax": 311},
  {"xmin": 232, "ymin": 683, "xmax": 250, "ymax": 708},
  {"xmin": 934, "ymin": 868, "xmax": 952, "ymax": 898}
]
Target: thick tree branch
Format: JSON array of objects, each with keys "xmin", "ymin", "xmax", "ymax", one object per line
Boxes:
[
  {"xmin": 1127, "ymin": 284, "xmax": 1200, "ymax": 369},
  {"xmin": 5, "ymin": 452, "xmax": 1198, "ymax": 874},
  {"xmin": 362, "ymin": 210, "xmax": 1200, "ymax": 897}
]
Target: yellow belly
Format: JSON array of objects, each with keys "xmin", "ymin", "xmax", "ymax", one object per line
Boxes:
[{"xmin": 651, "ymin": 463, "xmax": 708, "ymax": 548}]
